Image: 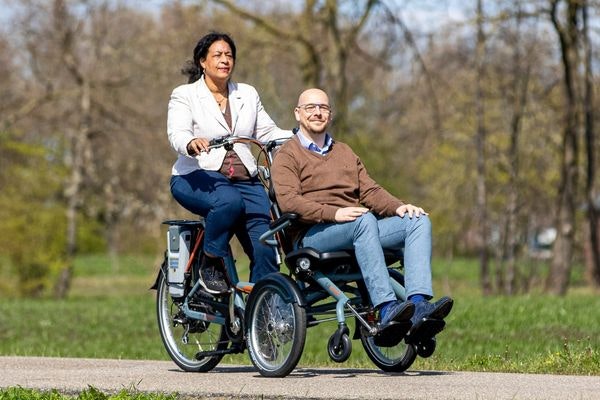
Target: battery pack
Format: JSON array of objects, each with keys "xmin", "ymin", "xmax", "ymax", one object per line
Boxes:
[{"xmin": 166, "ymin": 225, "xmax": 192, "ymax": 297}]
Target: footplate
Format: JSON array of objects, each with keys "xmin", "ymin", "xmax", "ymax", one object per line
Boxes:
[
  {"xmin": 405, "ymin": 318, "xmax": 445, "ymax": 345},
  {"xmin": 372, "ymin": 320, "xmax": 412, "ymax": 347}
]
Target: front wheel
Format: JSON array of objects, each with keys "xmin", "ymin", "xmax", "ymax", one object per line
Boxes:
[
  {"xmin": 246, "ymin": 281, "xmax": 307, "ymax": 377},
  {"xmin": 328, "ymin": 333, "xmax": 352, "ymax": 363},
  {"xmin": 417, "ymin": 337, "xmax": 437, "ymax": 358},
  {"xmin": 360, "ymin": 329, "xmax": 418, "ymax": 372},
  {"xmin": 360, "ymin": 269, "xmax": 417, "ymax": 372},
  {"xmin": 156, "ymin": 262, "xmax": 228, "ymax": 372}
]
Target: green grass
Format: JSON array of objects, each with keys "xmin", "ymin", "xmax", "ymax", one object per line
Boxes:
[
  {"xmin": 0, "ymin": 387, "xmax": 178, "ymax": 400},
  {"xmin": 0, "ymin": 254, "xmax": 599, "ymax": 376}
]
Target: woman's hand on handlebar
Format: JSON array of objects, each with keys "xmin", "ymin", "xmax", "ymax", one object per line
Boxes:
[
  {"xmin": 186, "ymin": 135, "xmax": 287, "ymax": 156},
  {"xmin": 186, "ymin": 138, "xmax": 211, "ymax": 156}
]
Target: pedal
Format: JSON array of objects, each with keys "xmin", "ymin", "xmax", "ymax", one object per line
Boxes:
[
  {"xmin": 195, "ymin": 346, "xmax": 243, "ymax": 360},
  {"xmin": 373, "ymin": 320, "xmax": 412, "ymax": 347},
  {"xmin": 405, "ymin": 318, "xmax": 445, "ymax": 345}
]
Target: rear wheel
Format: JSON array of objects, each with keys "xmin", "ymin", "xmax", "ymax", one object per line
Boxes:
[
  {"xmin": 156, "ymin": 263, "xmax": 228, "ymax": 372},
  {"xmin": 246, "ymin": 281, "xmax": 307, "ymax": 377}
]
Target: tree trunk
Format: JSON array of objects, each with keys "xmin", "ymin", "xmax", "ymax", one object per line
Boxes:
[
  {"xmin": 547, "ymin": 0, "xmax": 580, "ymax": 295},
  {"xmin": 55, "ymin": 80, "xmax": 91, "ymax": 298},
  {"xmin": 104, "ymin": 175, "xmax": 121, "ymax": 272},
  {"xmin": 475, "ymin": 0, "xmax": 491, "ymax": 295},
  {"xmin": 582, "ymin": 1, "xmax": 600, "ymax": 287},
  {"xmin": 504, "ymin": 3, "xmax": 531, "ymax": 295},
  {"xmin": 54, "ymin": 0, "xmax": 92, "ymax": 298}
]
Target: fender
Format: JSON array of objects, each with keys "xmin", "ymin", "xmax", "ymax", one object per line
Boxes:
[
  {"xmin": 149, "ymin": 256, "xmax": 167, "ymax": 290},
  {"xmin": 244, "ymin": 272, "xmax": 306, "ymax": 323}
]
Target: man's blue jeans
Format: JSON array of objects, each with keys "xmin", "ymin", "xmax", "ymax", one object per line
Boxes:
[
  {"xmin": 300, "ymin": 212, "xmax": 433, "ymax": 307},
  {"xmin": 170, "ymin": 170, "xmax": 277, "ymax": 282}
]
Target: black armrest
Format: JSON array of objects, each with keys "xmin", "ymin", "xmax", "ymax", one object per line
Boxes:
[{"xmin": 269, "ymin": 213, "xmax": 298, "ymax": 229}]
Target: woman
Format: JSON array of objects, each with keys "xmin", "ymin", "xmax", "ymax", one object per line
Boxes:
[{"xmin": 167, "ymin": 32, "xmax": 291, "ymax": 294}]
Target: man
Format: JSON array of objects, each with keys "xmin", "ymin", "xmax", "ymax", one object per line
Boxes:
[{"xmin": 271, "ymin": 88, "xmax": 453, "ymax": 343}]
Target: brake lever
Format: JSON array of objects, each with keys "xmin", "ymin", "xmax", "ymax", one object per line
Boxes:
[{"xmin": 208, "ymin": 135, "xmax": 231, "ymax": 146}]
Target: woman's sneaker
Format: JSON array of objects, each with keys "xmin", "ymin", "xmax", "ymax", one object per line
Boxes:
[{"xmin": 199, "ymin": 256, "xmax": 229, "ymax": 294}]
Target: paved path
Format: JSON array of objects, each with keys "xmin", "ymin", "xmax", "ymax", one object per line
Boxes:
[{"xmin": 1, "ymin": 356, "xmax": 599, "ymax": 399}]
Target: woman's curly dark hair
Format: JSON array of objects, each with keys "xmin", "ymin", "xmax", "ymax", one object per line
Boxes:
[{"xmin": 182, "ymin": 31, "xmax": 237, "ymax": 84}]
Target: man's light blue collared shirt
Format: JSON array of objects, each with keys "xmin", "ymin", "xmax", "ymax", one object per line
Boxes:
[{"xmin": 297, "ymin": 131, "xmax": 333, "ymax": 155}]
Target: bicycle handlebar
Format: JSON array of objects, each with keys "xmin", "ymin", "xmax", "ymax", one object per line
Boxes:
[
  {"xmin": 203, "ymin": 135, "xmax": 289, "ymax": 152},
  {"xmin": 207, "ymin": 135, "xmax": 235, "ymax": 148}
]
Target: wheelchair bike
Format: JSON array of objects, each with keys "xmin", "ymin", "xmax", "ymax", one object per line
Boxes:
[{"xmin": 152, "ymin": 134, "xmax": 439, "ymax": 377}]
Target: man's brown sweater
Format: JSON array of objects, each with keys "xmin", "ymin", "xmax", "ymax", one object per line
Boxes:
[{"xmin": 271, "ymin": 134, "xmax": 404, "ymax": 239}]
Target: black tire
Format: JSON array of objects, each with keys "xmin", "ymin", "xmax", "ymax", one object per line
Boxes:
[
  {"xmin": 246, "ymin": 281, "xmax": 307, "ymax": 377},
  {"xmin": 156, "ymin": 263, "xmax": 228, "ymax": 372},
  {"xmin": 360, "ymin": 330, "xmax": 418, "ymax": 372},
  {"xmin": 417, "ymin": 337, "xmax": 437, "ymax": 358},
  {"xmin": 327, "ymin": 333, "xmax": 352, "ymax": 363},
  {"xmin": 359, "ymin": 270, "xmax": 417, "ymax": 372}
]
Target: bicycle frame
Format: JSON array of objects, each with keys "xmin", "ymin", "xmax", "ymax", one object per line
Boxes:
[{"xmin": 159, "ymin": 135, "xmax": 289, "ymax": 331}]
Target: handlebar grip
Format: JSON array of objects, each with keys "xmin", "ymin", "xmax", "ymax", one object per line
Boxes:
[{"xmin": 209, "ymin": 136, "xmax": 229, "ymax": 146}]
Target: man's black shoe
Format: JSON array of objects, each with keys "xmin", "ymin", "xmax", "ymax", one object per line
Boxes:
[
  {"xmin": 379, "ymin": 300, "xmax": 414, "ymax": 326},
  {"xmin": 427, "ymin": 296, "xmax": 454, "ymax": 320},
  {"xmin": 405, "ymin": 297, "xmax": 454, "ymax": 345},
  {"xmin": 373, "ymin": 300, "xmax": 414, "ymax": 347}
]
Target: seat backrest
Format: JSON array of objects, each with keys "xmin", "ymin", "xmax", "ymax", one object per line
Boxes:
[
  {"xmin": 259, "ymin": 165, "xmax": 297, "ymax": 256},
  {"xmin": 270, "ymin": 204, "xmax": 297, "ymax": 256}
]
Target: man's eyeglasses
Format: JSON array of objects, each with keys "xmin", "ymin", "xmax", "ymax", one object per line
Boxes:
[{"xmin": 297, "ymin": 103, "xmax": 332, "ymax": 115}]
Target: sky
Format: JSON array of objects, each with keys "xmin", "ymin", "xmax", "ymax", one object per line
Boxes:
[{"xmin": 0, "ymin": 0, "xmax": 470, "ymax": 30}]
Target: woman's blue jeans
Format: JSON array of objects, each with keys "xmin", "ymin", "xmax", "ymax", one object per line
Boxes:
[
  {"xmin": 170, "ymin": 170, "xmax": 277, "ymax": 282},
  {"xmin": 300, "ymin": 212, "xmax": 433, "ymax": 307}
]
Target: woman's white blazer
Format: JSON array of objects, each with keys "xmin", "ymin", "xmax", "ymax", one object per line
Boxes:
[{"xmin": 167, "ymin": 76, "xmax": 291, "ymax": 176}]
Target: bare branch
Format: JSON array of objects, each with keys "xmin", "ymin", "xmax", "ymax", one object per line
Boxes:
[
  {"xmin": 211, "ymin": 0, "xmax": 322, "ymax": 85},
  {"xmin": 379, "ymin": 2, "xmax": 441, "ymax": 131},
  {"xmin": 2, "ymin": 86, "xmax": 54, "ymax": 129}
]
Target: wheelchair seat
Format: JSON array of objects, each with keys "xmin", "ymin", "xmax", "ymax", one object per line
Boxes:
[{"xmin": 284, "ymin": 246, "xmax": 401, "ymax": 277}]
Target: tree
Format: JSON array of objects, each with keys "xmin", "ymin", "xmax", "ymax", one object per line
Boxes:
[
  {"xmin": 3, "ymin": 0, "xmax": 600, "ymax": 297},
  {"xmin": 208, "ymin": 0, "xmax": 380, "ymax": 137},
  {"xmin": 547, "ymin": 0, "xmax": 581, "ymax": 295},
  {"xmin": 582, "ymin": 0, "xmax": 600, "ymax": 286},
  {"xmin": 4, "ymin": 0, "xmax": 181, "ymax": 296},
  {"xmin": 495, "ymin": 1, "xmax": 535, "ymax": 294},
  {"xmin": 0, "ymin": 9, "xmax": 67, "ymax": 297},
  {"xmin": 475, "ymin": 0, "xmax": 491, "ymax": 295}
]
